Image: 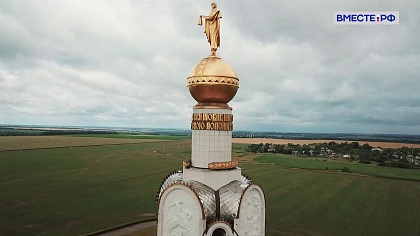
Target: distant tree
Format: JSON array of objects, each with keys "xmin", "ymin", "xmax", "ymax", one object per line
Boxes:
[
  {"xmin": 302, "ymin": 144, "xmax": 311, "ymax": 156},
  {"xmin": 263, "ymin": 143, "xmax": 270, "ymax": 153},
  {"xmin": 328, "ymin": 141, "xmax": 336, "ymax": 146},
  {"xmin": 285, "ymin": 149, "xmax": 293, "ymax": 155},
  {"xmin": 313, "ymin": 149, "xmax": 321, "ymax": 156},
  {"xmin": 370, "ymin": 150, "xmax": 381, "ymax": 162},
  {"xmin": 351, "ymin": 142, "xmax": 360, "ymax": 149},
  {"xmin": 274, "ymin": 144, "xmax": 285, "ymax": 154},
  {"xmin": 361, "ymin": 143, "xmax": 372, "ymax": 150},
  {"xmin": 247, "ymin": 143, "xmax": 263, "ymax": 153},
  {"xmin": 342, "ymin": 167, "xmax": 351, "ymax": 173}
]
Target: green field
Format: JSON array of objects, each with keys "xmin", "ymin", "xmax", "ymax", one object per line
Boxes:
[
  {"xmin": 0, "ymin": 137, "xmax": 419, "ymax": 235},
  {"xmin": 0, "ymin": 140, "xmax": 189, "ymax": 235},
  {"xmin": 255, "ymin": 154, "xmax": 420, "ymax": 181},
  {"xmin": 0, "ymin": 135, "xmax": 185, "ymax": 151},
  {"xmin": 72, "ymin": 134, "xmax": 190, "ymax": 140},
  {"xmin": 245, "ymin": 162, "xmax": 420, "ymax": 236}
]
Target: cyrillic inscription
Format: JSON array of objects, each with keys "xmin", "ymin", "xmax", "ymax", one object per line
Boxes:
[{"xmin": 191, "ymin": 113, "xmax": 233, "ymax": 131}]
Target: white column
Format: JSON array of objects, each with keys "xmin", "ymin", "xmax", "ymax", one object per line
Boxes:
[{"xmin": 191, "ymin": 108, "xmax": 232, "ymax": 168}]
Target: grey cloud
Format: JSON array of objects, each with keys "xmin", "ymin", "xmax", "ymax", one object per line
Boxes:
[{"xmin": 0, "ymin": 1, "xmax": 419, "ymax": 134}]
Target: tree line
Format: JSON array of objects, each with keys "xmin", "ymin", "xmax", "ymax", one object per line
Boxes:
[{"xmin": 247, "ymin": 141, "xmax": 420, "ymax": 169}]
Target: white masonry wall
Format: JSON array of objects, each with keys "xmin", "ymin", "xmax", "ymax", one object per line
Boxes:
[{"xmin": 191, "ymin": 108, "xmax": 232, "ymax": 168}]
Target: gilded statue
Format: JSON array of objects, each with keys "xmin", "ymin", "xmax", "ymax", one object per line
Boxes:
[{"xmin": 198, "ymin": 2, "xmax": 222, "ymax": 55}]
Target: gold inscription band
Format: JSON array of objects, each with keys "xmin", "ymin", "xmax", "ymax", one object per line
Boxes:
[
  {"xmin": 191, "ymin": 113, "xmax": 233, "ymax": 131},
  {"xmin": 192, "ymin": 113, "xmax": 233, "ymax": 122},
  {"xmin": 191, "ymin": 121, "xmax": 233, "ymax": 131}
]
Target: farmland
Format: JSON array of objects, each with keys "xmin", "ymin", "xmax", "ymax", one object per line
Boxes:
[
  {"xmin": 246, "ymin": 162, "xmax": 420, "ymax": 236},
  {"xmin": 0, "ymin": 135, "xmax": 187, "ymax": 151},
  {"xmin": 255, "ymin": 154, "xmax": 420, "ymax": 181},
  {"xmin": 233, "ymin": 138, "xmax": 420, "ymax": 148},
  {"xmin": 0, "ymin": 139, "xmax": 189, "ymax": 235},
  {"xmin": 0, "ymin": 136, "xmax": 419, "ymax": 235}
]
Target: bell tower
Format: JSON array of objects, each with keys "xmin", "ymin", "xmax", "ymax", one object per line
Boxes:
[{"xmin": 156, "ymin": 3, "xmax": 266, "ymax": 236}]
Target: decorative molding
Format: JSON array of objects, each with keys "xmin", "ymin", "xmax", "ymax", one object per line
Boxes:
[
  {"xmin": 183, "ymin": 159, "xmax": 192, "ymax": 168},
  {"xmin": 207, "ymin": 220, "xmax": 234, "ymax": 236},
  {"xmin": 156, "ymin": 171, "xmax": 183, "ymax": 203},
  {"xmin": 208, "ymin": 160, "xmax": 238, "ymax": 170},
  {"xmin": 193, "ymin": 103, "xmax": 232, "ymax": 109},
  {"xmin": 187, "ymin": 76, "xmax": 239, "ymax": 87}
]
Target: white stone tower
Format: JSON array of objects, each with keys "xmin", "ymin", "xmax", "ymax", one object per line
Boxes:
[{"xmin": 156, "ymin": 3, "xmax": 265, "ymax": 236}]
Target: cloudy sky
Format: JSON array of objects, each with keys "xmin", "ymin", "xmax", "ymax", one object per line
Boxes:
[{"xmin": 0, "ymin": 0, "xmax": 419, "ymax": 134}]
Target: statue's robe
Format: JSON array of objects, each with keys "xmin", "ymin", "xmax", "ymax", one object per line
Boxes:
[{"xmin": 204, "ymin": 10, "xmax": 222, "ymax": 51}]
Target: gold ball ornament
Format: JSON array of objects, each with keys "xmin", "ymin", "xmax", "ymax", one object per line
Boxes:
[{"xmin": 187, "ymin": 55, "xmax": 239, "ymax": 106}]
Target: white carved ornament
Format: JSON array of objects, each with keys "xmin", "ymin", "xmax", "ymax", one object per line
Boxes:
[
  {"xmin": 239, "ymin": 188, "xmax": 264, "ymax": 236},
  {"xmin": 161, "ymin": 187, "xmax": 201, "ymax": 236}
]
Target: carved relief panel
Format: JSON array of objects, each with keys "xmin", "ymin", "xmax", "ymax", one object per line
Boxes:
[
  {"xmin": 158, "ymin": 184, "xmax": 204, "ymax": 236},
  {"xmin": 235, "ymin": 185, "xmax": 265, "ymax": 236}
]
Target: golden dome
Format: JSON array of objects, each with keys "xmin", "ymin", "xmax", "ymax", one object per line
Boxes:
[{"xmin": 187, "ymin": 56, "xmax": 239, "ymax": 106}]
